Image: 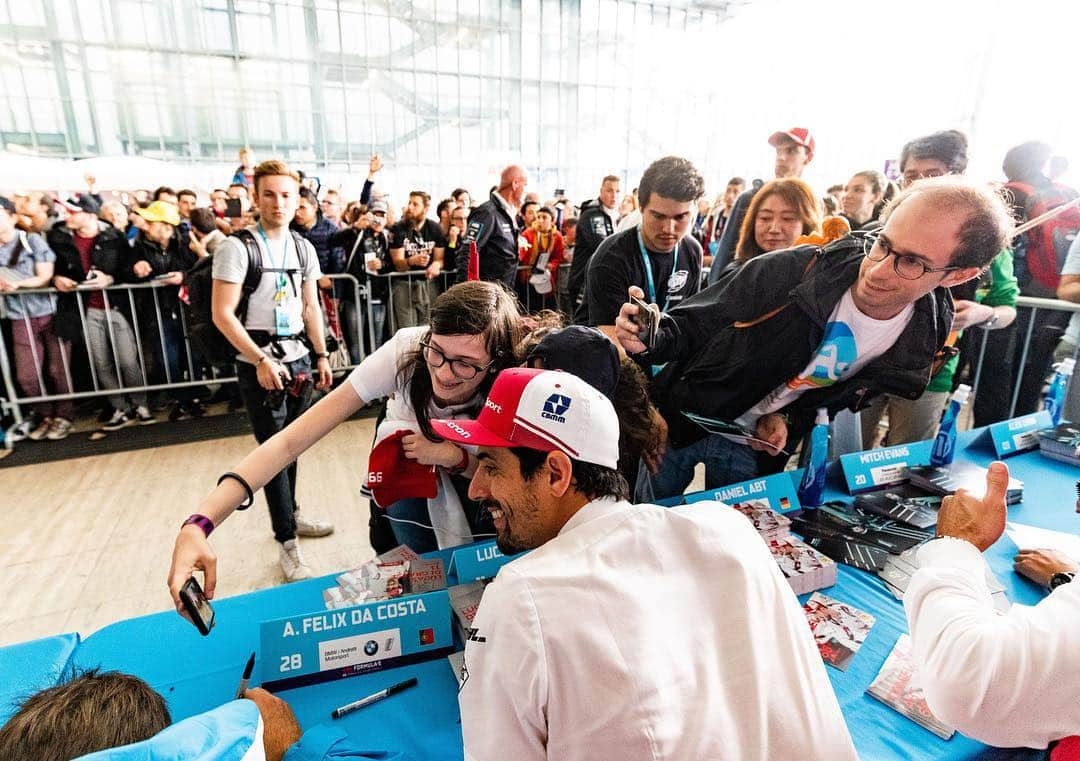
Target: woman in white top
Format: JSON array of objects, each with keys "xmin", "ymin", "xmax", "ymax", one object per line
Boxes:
[{"xmin": 167, "ymin": 281, "xmax": 521, "ymax": 605}]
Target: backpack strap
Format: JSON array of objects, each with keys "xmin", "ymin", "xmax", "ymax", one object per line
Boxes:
[
  {"xmin": 733, "ymin": 249, "xmax": 821, "ymax": 329},
  {"xmin": 230, "ymin": 229, "xmax": 263, "ymax": 323}
]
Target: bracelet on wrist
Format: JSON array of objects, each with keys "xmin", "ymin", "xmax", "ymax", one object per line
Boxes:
[
  {"xmin": 181, "ymin": 514, "xmax": 215, "ymax": 538},
  {"xmin": 218, "ymin": 471, "xmax": 255, "ymax": 510},
  {"xmin": 255, "ymin": 354, "xmax": 268, "ymax": 366}
]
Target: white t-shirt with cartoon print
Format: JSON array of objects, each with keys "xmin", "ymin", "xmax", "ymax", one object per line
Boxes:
[{"xmin": 736, "ymin": 289, "xmax": 914, "ymax": 429}]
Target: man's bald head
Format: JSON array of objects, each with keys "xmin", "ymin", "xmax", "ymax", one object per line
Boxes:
[{"xmin": 498, "ymin": 164, "xmax": 529, "ymax": 208}]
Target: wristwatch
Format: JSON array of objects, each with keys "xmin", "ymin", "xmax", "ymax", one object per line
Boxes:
[
  {"xmin": 316, "ymin": 351, "xmax": 330, "ymax": 359},
  {"xmin": 1049, "ymin": 571, "xmax": 1075, "ymax": 591},
  {"xmin": 979, "ymin": 311, "xmax": 1000, "ymax": 330}
]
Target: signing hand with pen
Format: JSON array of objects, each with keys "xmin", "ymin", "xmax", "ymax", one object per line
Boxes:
[{"xmin": 244, "ymin": 688, "xmax": 303, "ymax": 761}]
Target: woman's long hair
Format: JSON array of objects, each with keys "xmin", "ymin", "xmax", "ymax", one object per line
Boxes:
[
  {"xmin": 735, "ymin": 178, "xmax": 822, "ymax": 262},
  {"xmin": 397, "ymin": 281, "xmax": 522, "ymax": 438}
]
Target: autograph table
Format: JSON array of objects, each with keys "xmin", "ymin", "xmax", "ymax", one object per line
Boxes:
[{"xmin": 1, "ymin": 430, "xmax": 1073, "ymax": 760}]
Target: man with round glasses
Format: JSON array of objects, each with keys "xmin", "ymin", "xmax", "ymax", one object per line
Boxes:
[
  {"xmin": 616, "ymin": 176, "xmax": 1014, "ymax": 499},
  {"xmin": 860, "ymin": 130, "xmax": 1019, "ymax": 445}
]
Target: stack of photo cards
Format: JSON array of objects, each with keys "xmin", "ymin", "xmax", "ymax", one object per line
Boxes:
[
  {"xmin": 791, "ymin": 501, "xmax": 929, "ymax": 556},
  {"xmin": 768, "ymin": 537, "xmax": 838, "ymax": 595},
  {"xmin": 903, "ymin": 462, "xmax": 1023, "ymax": 505},
  {"xmin": 449, "ymin": 580, "xmax": 490, "ymax": 642},
  {"xmin": 867, "ymin": 634, "xmax": 955, "ymax": 740},
  {"xmin": 853, "ymin": 484, "xmax": 942, "ymax": 530},
  {"xmin": 731, "ymin": 498, "xmax": 792, "ymax": 541},
  {"xmin": 878, "ymin": 547, "xmax": 1009, "ymax": 611},
  {"xmin": 1037, "ymin": 422, "xmax": 1080, "ymax": 466},
  {"xmin": 322, "ymin": 545, "xmax": 447, "ymax": 609},
  {"xmin": 802, "ymin": 593, "xmax": 875, "ymax": 671},
  {"xmin": 805, "ymin": 536, "xmax": 891, "ymax": 573}
]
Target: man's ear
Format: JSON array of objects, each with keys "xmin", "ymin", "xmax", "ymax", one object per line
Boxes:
[
  {"xmin": 545, "ymin": 451, "xmax": 574, "ymax": 498},
  {"xmin": 940, "ymin": 266, "xmax": 983, "ymax": 288}
]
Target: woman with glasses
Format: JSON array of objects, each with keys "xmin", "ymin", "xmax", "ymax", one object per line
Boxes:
[{"xmin": 168, "ymin": 282, "xmax": 521, "ymax": 607}]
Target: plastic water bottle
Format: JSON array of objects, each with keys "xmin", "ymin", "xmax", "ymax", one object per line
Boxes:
[
  {"xmin": 1044, "ymin": 356, "xmax": 1075, "ymax": 426},
  {"xmin": 930, "ymin": 384, "xmax": 971, "ymax": 467},
  {"xmin": 797, "ymin": 408, "xmax": 830, "ymax": 508}
]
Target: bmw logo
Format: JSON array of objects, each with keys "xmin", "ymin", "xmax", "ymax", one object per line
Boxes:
[{"xmin": 364, "ymin": 640, "xmax": 379, "ymax": 656}]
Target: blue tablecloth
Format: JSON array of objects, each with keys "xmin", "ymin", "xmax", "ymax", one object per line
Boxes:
[
  {"xmin": 2, "ymin": 429, "xmax": 1074, "ymax": 759},
  {"xmin": 809, "ymin": 429, "xmax": 1062, "ymax": 761}
]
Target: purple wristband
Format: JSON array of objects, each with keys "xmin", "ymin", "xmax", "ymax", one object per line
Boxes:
[{"xmin": 181, "ymin": 514, "xmax": 215, "ymax": 538}]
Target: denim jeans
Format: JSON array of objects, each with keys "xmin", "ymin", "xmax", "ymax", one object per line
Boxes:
[
  {"xmin": 638, "ymin": 433, "xmax": 759, "ymax": 502},
  {"xmin": 385, "ymin": 473, "xmax": 494, "ymax": 553},
  {"xmin": 235, "ymin": 354, "xmax": 313, "ymax": 544},
  {"xmin": 85, "ymin": 307, "xmax": 146, "ymax": 411}
]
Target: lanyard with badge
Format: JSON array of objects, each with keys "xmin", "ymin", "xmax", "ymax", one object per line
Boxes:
[
  {"xmin": 257, "ymin": 224, "xmax": 293, "ymax": 337},
  {"xmin": 636, "ymin": 226, "xmax": 680, "ymax": 377},
  {"xmin": 636, "ymin": 226, "xmax": 681, "ymax": 313}
]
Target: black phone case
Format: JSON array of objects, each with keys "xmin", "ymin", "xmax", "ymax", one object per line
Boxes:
[{"xmin": 180, "ymin": 580, "xmax": 215, "ymax": 636}]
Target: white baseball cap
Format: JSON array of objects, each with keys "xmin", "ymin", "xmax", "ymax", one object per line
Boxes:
[{"xmin": 430, "ymin": 368, "xmax": 620, "ymax": 469}]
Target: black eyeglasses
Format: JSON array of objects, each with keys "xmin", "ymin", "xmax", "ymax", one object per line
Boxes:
[
  {"xmin": 420, "ymin": 341, "xmax": 493, "ymax": 380},
  {"xmin": 862, "ymin": 233, "xmax": 964, "ymax": 281}
]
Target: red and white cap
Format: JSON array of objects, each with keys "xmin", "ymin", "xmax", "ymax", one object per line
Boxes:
[
  {"xmin": 430, "ymin": 368, "xmax": 620, "ymax": 469},
  {"xmin": 768, "ymin": 127, "xmax": 815, "ymax": 159}
]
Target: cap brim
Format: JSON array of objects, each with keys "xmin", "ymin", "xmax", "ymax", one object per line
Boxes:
[{"xmin": 430, "ymin": 418, "xmax": 517, "ymax": 449}]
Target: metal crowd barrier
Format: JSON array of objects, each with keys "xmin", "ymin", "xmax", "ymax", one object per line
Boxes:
[
  {"xmin": 0, "ymin": 275, "xmax": 379, "ymax": 446},
  {"xmin": 0, "ymin": 262, "xmax": 581, "ymax": 446},
  {"xmin": 971, "ymin": 295, "xmax": 1080, "ymax": 419}
]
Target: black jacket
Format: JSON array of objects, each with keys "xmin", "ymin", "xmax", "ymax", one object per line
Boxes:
[
  {"xmin": 46, "ymin": 222, "xmax": 132, "ymax": 340},
  {"xmin": 566, "ymin": 198, "xmax": 615, "ymax": 310},
  {"xmin": 130, "ymin": 230, "xmax": 198, "ymax": 320},
  {"xmin": 645, "ymin": 235, "xmax": 954, "ymax": 448},
  {"xmin": 457, "ymin": 191, "xmax": 519, "ymax": 287}
]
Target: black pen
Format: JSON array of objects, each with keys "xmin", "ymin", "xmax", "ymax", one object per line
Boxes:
[
  {"xmin": 331, "ymin": 677, "xmax": 418, "ymax": 719},
  {"xmin": 235, "ymin": 652, "xmax": 256, "ymax": 699}
]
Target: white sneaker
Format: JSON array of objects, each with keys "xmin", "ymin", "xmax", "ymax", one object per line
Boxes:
[
  {"xmin": 102, "ymin": 409, "xmax": 132, "ymax": 431},
  {"xmin": 28, "ymin": 417, "xmax": 53, "ymax": 441},
  {"xmin": 8, "ymin": 419, "xmax": 34, "ymax": 442},
  {"xmin": 279, "ymin": 539, "xmax": 313, "ymax": 582},
  {"xmin": 295, "ymin": 512, "xmax": 335, "ymax": 538},
  {"xmin": 46, "ymin": 418, "xmax": 73, "ymax": 441},
  {"xmin": 134, "ymin": 405, "xmax": 156, "ymax": 425}
]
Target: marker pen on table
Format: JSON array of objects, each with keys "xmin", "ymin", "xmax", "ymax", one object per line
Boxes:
[
  {"xmin": 235, "ymin": 652, "xmax": 256, "ymax": 699},
  {"xmin": 331, "ymin": 677, "xmax": 419, "ymax": 719}
]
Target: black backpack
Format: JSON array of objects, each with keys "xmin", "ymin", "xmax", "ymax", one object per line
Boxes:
[{"xmin": 183, "ymin": 228, "xmax": 310, "ymax": 367}]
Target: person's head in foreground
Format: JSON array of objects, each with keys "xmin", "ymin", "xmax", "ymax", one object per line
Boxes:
[
  {"xmin": 853, "ymin": 176, "xmax": 1012, "ymax": 320},
  {"xmin": 432, "ymin": 367, "xmax": 625, "ymax": 554},
  {"xmin": 0, "ymin": 668, "xmax": 171, "ymax": 761}
]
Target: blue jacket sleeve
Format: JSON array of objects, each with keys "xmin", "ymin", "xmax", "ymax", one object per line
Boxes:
[{"xmin": 283, "ymin": 724, "xmax": 414, "ymax": 761}]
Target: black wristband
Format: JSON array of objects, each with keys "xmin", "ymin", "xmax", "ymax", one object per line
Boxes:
[{"xmin": 218, "ymin": 471, "xmax": 255, "ymax": 510}]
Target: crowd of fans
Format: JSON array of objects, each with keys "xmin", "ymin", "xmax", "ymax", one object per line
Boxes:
[
  {"xmin": 0, "ymin": 131, "xmax": 1076, "ymax": 450},
  {"xmin": 4, "ymin": 130, "xmax": 1080, "ymax": 759}
]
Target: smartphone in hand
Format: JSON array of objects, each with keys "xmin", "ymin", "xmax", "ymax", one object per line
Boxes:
[
  {"xmin": 630, "ymin": 295, "xmax": 660, "ymax": 348},
  {"xmin": 179, "ymin": 577, "xmax": 216, "ymax": 636}
]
